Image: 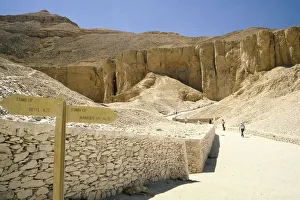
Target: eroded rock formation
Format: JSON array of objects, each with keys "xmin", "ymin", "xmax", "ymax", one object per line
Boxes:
[
  {"xmin": 112, "ymin": 27, "xmax": 299, "ymax": 102},
  {"xmin": 31, "ymin": 26, "xmax": 299, "ymax": 103},
  {"xmin": 1, "ymin": 11, "xmax": 298, "ymax": 102}
]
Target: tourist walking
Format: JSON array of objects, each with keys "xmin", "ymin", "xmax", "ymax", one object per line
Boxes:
[
  {"xmin": 239, "ymin": 122, "xmax": 245, "ymax": 137},
  {"xmin": 222, "ymin": 119, "xmax": 226, "ymax": 131}
]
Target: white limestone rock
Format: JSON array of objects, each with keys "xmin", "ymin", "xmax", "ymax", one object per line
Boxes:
[
  {"xmin": 65, "ymin": 166, "xmax": 77, "ymax": 172},
  {"xmin": 40, "ymin": 163, "xmax": 49, "ymax": 170},
  {"xmin": 0, "ymin": 185, "xmax": 8, "ymax": 192},
  {"xmin": 20, "ymin": 160, "xmax": 38, "ymax": 170},
  {"xmin": 26, "ymin": 145, "xmax": 36, "ymax": 153},
  {"xmin": 0, "ymin": 171, "xmax": 23, "ymax": 181},
  {"xmin": 35, "ymin": 195, "xmax": 48, "ymax": 200},
  {"xmin": 0, "ymin": 153, "xmax": 8, "ymax": 161},
  {"xmin": 35, "ymin": 172, "xmax": 52, "ymax": 180},
  {"xmin": 71, "ymin": 171, "xmax": 81, "ymax": 176},
  {"xmin": 9, "ymin": 137, "xmax": 23, "ymax": 143},
  {"xmin": 17, "ymin": 189, "xmax": 32, "ymax": 199},
  {"xmin": 86, "ymin": 176, "xmax": 98, "ymax": 184},
  {"xmin": 79, "ymin": 155, "xmax": 87, "ymax": 161},
  {"xmin": 14, "ymin": 151, "xmax": 29, "ymax": 162},
  {"xmin": 21, "ymin": 180, "xmax": 45, "ymax": 188},
  {"xmin": 9, "ymin": 180, "xmax": 21, "ymax": 189},
  {"xmin": 35, "ymin": 134, "xmax": 49, "ymax": 142},
  {"xmin": 23, "ymin": 168, "xmax": 38, "ymax": 176},
  {"xmin": 106, "ymin": 163, "xmax": 114, "ymax": 170},
  {"xmin": 21, "ymin": 176, "xmax": 33, "ymax": 183},
  {"xmin": 39, "ymin": 144, "xmax": 52, "ymax": 152},
  {"xmin": 69, "ymin": 151, "xmax": 80, "ymax": 157},
  {"xmin": 36, "ymin": 187, "xmax": 49, "ymax": 195},
  {"xmin": 10, "ymin": 144, "xmax": 22, "ymax": 150},
  {"xmin": 0, "ymin": 136, "xmax": 5, "ymax": 143},
  {"xmin": 87, "ymin": 191, "xmax": 96, "ymax": 200},
  {"xmin": 42, "ymin": 157, "xmax": 53, "ymax": 163},
  {"xmin": 65, "ymin": 155, "xmax": 73, "ymax": 161},
  {"xmin": 0, "ymin": 144, "xmax": 11, "ymax": 155},
  {"xmin": 89, "ymin": 153, "xmax": 97, "ymax": 158},
  {"xmin": 7, "ymin": 163, "xmax": 18, "ymax": 173},
  {"xmin": 32, "ymin": 151, "xmax": 47, "ymax": 160}
]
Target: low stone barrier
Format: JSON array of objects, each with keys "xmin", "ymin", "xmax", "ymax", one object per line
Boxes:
[
  {"xmin": 0, "ymin": 119, "xmax": 189, "ymax": 199},
  {"xmin": 185, "ymin": 126, "xmax": 215, "ymax": 173}
]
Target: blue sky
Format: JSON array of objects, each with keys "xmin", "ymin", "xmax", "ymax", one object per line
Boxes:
[{"xmin": 1, "ymin": 0, "xmax": 299, "ymax": 37}]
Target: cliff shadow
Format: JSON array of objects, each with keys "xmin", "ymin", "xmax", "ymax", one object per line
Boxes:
[
  {"xmin": 105, "ymin": 179, "xmax": 199, "ymax": 200},
  {"xmin": 202, "ymin": 134, "xmax": 220, "ymax": 173}
]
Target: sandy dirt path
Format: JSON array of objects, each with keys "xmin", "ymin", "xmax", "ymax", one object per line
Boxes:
[
  {"xmin": 108, "ymin": 129, "xmax": 300, "ymax": 200},
  {"xmin": 152, "ymin": 129, "xmax": 300, "ymax": 200}
]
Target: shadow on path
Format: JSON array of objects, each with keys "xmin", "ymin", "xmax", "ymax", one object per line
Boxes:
[
  {"xmin": 203, "ymin": 134, "xmax": 220, "ymax": 173},
  {"xmin": 105, "ymin": 179, "xmax": 199, "ymax": 200}
]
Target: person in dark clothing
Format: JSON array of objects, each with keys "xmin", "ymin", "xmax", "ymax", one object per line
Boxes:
[
  {"xmin": 239, "ymin": 122, "xmax": 245, "ymax": 137},
  {"xmin": 222, "ymin": 119, "xmax": 226, "ymax": 131}
]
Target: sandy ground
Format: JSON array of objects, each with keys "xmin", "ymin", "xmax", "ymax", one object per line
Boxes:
[{"xmin": 108, "ymin": 128, "xmax": 300, "ymax": 200}]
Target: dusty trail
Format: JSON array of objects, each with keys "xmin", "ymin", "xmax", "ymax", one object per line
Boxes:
[
  {"xmin": 151, "ymin": 129, "xmax": 300, "ymax": 200},
  {"xmin": 109, "ymin": 129, "xmax": 300, "ymax": 200}
]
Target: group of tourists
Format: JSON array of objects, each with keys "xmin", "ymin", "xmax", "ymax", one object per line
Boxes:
[{"xmin": 221, "ymin": 119, "xmax": 245, "ymax": 137}]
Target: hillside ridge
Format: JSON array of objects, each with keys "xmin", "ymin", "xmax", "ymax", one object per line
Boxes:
[{"xmin": 0, "ymin": 11, "xmax": 299, "ymax": 103}]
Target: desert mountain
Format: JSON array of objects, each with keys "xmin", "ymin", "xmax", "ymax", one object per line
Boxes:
[
  {"xmin": 2, "ymin": 10, "xmax": 297, "ymax": 103},
  {"xmin": 0, "ymin": 10, "xmax": 300, "ymax": 143}
]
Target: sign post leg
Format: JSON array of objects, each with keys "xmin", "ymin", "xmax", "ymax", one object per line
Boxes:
[{"xmin": 53, "ymin": 99, "xmax": 66, "ymax": 200}]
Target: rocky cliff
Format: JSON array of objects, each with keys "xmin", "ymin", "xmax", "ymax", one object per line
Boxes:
[
  {"xmin": 0, "ymin": 11, "xmax": 299, "ymax": 102},
  {"xmin": 35, "ymin": 26, "xmax": 299, "ymax": 102}
]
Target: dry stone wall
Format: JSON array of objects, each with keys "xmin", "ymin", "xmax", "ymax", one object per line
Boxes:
[
  {"xmin": 185, "ymin": 126, "xmax": 215, "ymax": 173},
  {"xmin": 0, "ymin": 119, "xmax": 190, "ymax": 199}
]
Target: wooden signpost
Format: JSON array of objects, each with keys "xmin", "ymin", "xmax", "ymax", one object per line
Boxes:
[{"xmin": 0, "ymin": 94, "xmax": 117, "ymax": 200}]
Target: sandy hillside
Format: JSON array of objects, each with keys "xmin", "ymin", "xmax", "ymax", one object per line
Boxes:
[
  {"xmin": 178, "ymin": 65, "xmax": 300, "ymax": 141},
  {"xmin": 110, "ymin": 72, "xmax": 214, "ymax": 115},
  {"xmin": 0, "ymin": 57, "xmax": 211, "ymax": 138},
  {"xmin": 1, "ymin": 55, "xmax": 299, "ymax": 142},
  {"xmin": 0, "ymin": 57, "xmax": 97, "ymax": 106}
]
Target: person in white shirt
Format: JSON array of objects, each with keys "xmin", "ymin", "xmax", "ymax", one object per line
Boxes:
[{"xmin": 239, "ymin": 122, "xmax": 245, "ymax": 137}]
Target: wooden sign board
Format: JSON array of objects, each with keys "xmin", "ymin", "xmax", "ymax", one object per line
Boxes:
[
  {"xmin": 0, "ymin": 94, "xmax": 117, "ymax": 200},
  {"xmin": 0, "ymin": 94, "xmax": 57, "ymax": 116},
  {"xmin": 67, "ymin": 105, "xmax": 117, "ymax": 124}
]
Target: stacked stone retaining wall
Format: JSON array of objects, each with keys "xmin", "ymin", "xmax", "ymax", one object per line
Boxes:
[
  {"xmin": 0, "ymin": 119, "xmax": 189, "ymax": 199},
  {"xmin": 185, "ymin": 126, "xmax": 215, "ymax": 173}
]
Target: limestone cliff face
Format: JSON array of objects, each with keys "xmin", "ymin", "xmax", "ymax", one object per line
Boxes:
[
  {"xmin": 33, "ymin": 27, "xmax": 300, "ymax": 103},
  {"xmin": 116, "ymin": 50, "xmax": 147, "ymax": 94},
  {"xmin": 147, "ymin": 46, "xmax": 201, "ymax": 91},
  {"xmin": 33, "ymin": 59, "xmax": 116, "ymax": 103},
  {"xmin": 115, "ymin": 27, "xmax": 300, "ymax": 101}
]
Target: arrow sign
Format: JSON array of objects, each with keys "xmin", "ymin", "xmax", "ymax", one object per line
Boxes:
[
  {"xmin": 66, "ymin": 105, "xmax": 117, "ymax": 124},
  {"xmin": 0, "ymin": 94, "xmax": 57, "ymax": 116}
]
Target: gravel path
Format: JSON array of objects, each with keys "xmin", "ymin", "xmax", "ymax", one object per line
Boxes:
[{"xmin": 109, "ymin": 128, "xmax": 300, "ymax": 200}]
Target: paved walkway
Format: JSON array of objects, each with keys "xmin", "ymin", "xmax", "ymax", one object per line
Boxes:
[{"xmin": 109, "ymin": 129, "xmax": 300, "ymax": 200}]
